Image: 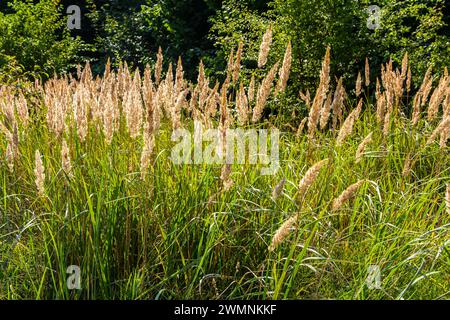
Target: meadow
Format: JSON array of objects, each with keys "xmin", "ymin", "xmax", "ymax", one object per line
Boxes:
[{"xmin": 0, "ymin": 32, "xmax": 449, "ymax": 299}]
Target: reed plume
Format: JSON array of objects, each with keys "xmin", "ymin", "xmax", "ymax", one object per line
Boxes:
[
  {"xmin": 61, "ymin": 139, "xmax": 72, "ymax": 177},
  {"xmin": 233, "ymin": 41, "xmax": 244, "ymax": 84},
  {"xmin": 258, "ymin": 25, "xmax": 273, "ymax": 68},
  {"xmin": 355, "ymin": 132, "xmax": 373, "ymax": 163},
  {"xmin": 355, "ymin": 72, "xmax": 362, "ymax": 97},
  {"xmin": 252, "ymin": 62, "xmax": 279, "ymax": 123},
  {"xmin": 332, "ymin": 180, "xmax": 366, "ymax": 211},
  {"xmin": 299, "ymin": 90, "xmax": 311, "ymax": 110},
  {"xmin": 427, "ymin": 116, "xmax": 449, "ymax": 146},
  {"xmin": 308, "ymin": 47, "xmax": 331, "ymax": 137},
  {"xmin": 140, "ymin": 132, "xmax": 155, "ymax": 180},
  {"xmin": 336, "ymin": 108, "xmax": 358, "ymax": 146},
  {"xmin": 220, "ymin": 163, "xmax": 233, "ymax": 191},
  {"xmin": 296, "ymin": 117, "xmax": 307, "ymax": 136},
  {"xmin": 268, "ymin": 213, "xmax": 298, "ymax": 252},
  {"xmin": 155, "ymin": 47, "xmax": 163, "ymax": 85},
  {"xmin": 319, "ymin": 91, "xmax": 333, "ymax": 130},
  {"xmin": 272, "ymin": 178, "xmax": 286, "ymax": 200},
  {"xmin": 248, "ymin": 75, "xmax": 255, "ymax": 106},
  {"xmin": 34, "ymin": 150, "xmax": 45, "ymax": 196},
  {"xmin": 365, "ymin": 57, "xmax": 370, "ymax": 87},
  {"xmin": 427, "ymin": 75, "xmax": 449, "ymax": 121},
  {"xmin": 276, "ymin": 41, "xmax": 292, "ymax": 95},
  {"xmin": 402, "ymin": 153, "xmax": 413, "ymax": 177},
  {"xmin": 297, "ymin": 159, "xmax": 329, "ymax": 197}
]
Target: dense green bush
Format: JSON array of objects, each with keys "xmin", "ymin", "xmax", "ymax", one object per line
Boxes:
[
  {"xmin": 0, "ymin": 0, "xmax": 84, "ymax": 80},
  {"xmin": 368, "ymin": 0, "xmax": 450, "ymax": 85},
  {"xmin": 208, "ymin": 0, "xmax": 449, "ymax": 93}
]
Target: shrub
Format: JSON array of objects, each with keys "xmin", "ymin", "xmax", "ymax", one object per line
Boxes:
[{"xmin": 0, "ymin": 0, "xmax": 84, "ymax": 79}]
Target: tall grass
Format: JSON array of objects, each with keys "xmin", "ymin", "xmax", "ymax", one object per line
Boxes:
[{"xmin": 0, "ymin": 32, "xmax": 449, "ymax": 299}]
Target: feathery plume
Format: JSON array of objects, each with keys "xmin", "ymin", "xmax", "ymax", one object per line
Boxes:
[
  {"xmin": 272, "ymin": 178, "xmax": 286, "ymax": 200},
  {"xmin": 252, "ymin": 62, "xmax": 279, "ymax": 123},
  {"xmin": 355, "ymin": 132, "xmax": 373, "ymax": 163},
  {"xmin": 332, "ymin": 180, "xmax": 365, "ymax": 211},
  {"xmin": 308, "ymin": 47, "xmax": 330, "ymax": 137},
  {"xmin": 406, "ymin": 66, "xmax": 411, "ymax": 94},
  {"xmin": 428, "ymin": 75, "xmax": 449, "ymax": 121},
  {"xmin": 365, "ymin": 57, "xmax": 370, "ymax": 87},
  {"xmin": 233, "ymin": 41, "xmax": 244, "ymax": 84},
  {"xmin": 297, "ymin": 159, "xmax": 329, "ymax": 197},
  {"xmin": 383, "ymin": 111, "xmax": 391, "ymax": 137},
  {"xmin": 402, "ymin": 153, "xmax": 413, "ymax": 177},
  {"xmin": 319, "ymin": 91, "xmax": 333, "ymax": 129},
  {"xmin": 268, "ymin": 213, "xmax": 298, "ymax": 252},
  {"xmin": 412, "ymin": 93, "xmax": 421, "ymax": 125},
  {"xmin": 299, "ymin": 90, "xmax": 311, "ymax": 110},
  {"xmin": 336, "ymin": 108, "xmax": 358, "ymax": 146},
  {"xmin": 276, "ymin": 41, "xmax": 292, "ymax": 95},
  {"xmin": 427, "ymin": 116, "xmax": 450, "ymax": 145},
  {"xmin": 258, "ymin": 25, "xmax": 273, "ymax": 68},
  {"xmin": 401, "ymin": 52, "xmax": 408, "ymax": 81},
  {"xmin": 155, "ymin": 47, "xmax": 163, "ymax": 85},
  {"xmin": 140, "ymin": 132, "xmax": 155, "ymax": 180},
  {"xmin": 248, "ymin": 75, "xmax": 255, "ymax": 106},
  {"xmin": 356, "ymin": 72, "xmax": 362, "ymax": 97},
  {"xmin": 34, "ymin": 150, "xmax": 45, "ymax": 196},
  {"xmin": 296, "ymin": 117, "xmax": 308, "ymax": 136},
  {"xmin": 220, "ymin": 163, "xmax": 233, "ymax": 191},
  {"xmin": 61, "ymin": 139, "xmax": 72, "ymax": 177}
]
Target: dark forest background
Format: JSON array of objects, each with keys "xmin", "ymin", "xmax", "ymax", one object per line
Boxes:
[{"xmin": 0, "ymin": 0, "xmax": 449, "ymax": 93}]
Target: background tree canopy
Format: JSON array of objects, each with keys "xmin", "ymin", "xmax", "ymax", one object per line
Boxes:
[{"xmin": 0, "ymin": 0, "xmax": 448, "ymax": 91}]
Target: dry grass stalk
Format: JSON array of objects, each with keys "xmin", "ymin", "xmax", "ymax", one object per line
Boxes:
[
  {"xmin": 356, "ymin": 71, "xmax": 362, "ymax": 97},
  {"xmin": 308, "ymin": 47, "xmax": 331, "ymax": 137},
  {"xmin": 406, "ymin": 66, "xmax": 412, "ymax": 94},
  {"xmin": 296, "ymin": 117, "xmax": 308, "ymax": 136},
  {"xmin": 233, "ymin": 41, "xmax": 244, "ymax": 84},
  {"xmin": 355, "ymin": 132, "xmax": 373, "ymax": 163},
  {"xmin": 427, "ymin": 75, "xmax": 449, "ymax": 121},
  {"xmin": 383, "ymin": 111, "xmax": 391, "ymax": 137},
  {"xmin": 336, "ymin": 108, "xmax": 358, "ymax": 146},
  {"xmin": 419, "ymin": 66, "xmax": 433, "ymax": 107},
  {"xmin": 252, "ymin": 62, "xmax": 279, "ymax": 123},
  {"xmin": 155, "ymin": 47, "xmax": 163, "ymax": 85},
  {"xmin": 272, "ymin": 178, "xmax": 286, "ymax": 200},
  {"xmin": 332, "ymin": 180, "xmax": 366, "ymax": 211},
  {"xmin": 236, "ymin": 82, "xmax": 249, "ymax": 125},
  {"xmin": 299, "ymin": 90, "xmax": 311, "ymax": 110},
  {"xmin": 297, "ymin": 159, "xmax": 329, "ymax": 197},
  {"xmin": 276, "ymin": 41, "xmax": 292, "ymax": 95},
  {"xmin": 365, "ymin": 57, "xmax": 370, "ymax": 87},
  {"xmin": 61, "ymin": 139, "xmax": 72, "ymax": 177},
  {"xmin": 402, "ymin": 153, "xmax": 414, "ymax": 177},
  {"xmin": 440, "ymin": 123, "xmax": 449, "ymax": 149},
  {"xmin": 412, "ymin": 93, "xmax": 422, "ymax": 125},
  {"xmin": 34, "ymin": 150, "xmax": 45, "ymax": 196},
  {"xmin": 354, "ymin": 98, "xmax": 363, "ymax": 119},
  {"xmin": 258, "ymin": 25, "xmax": 273, "ymax": 68},
  {"xmin": 331, "ymin": 77, "xmax": 345, "ymax": 130},
  {"xmin": 220, "ymin": 163, "xmax": 233, "ymax": 191},
  {"xmin": 268, "ymin": 213, "xmax": 299, "ymax": 252},
  {"xmin": 427, "ymin": 116, "xmax": 450, "ymax": 146},
  {"xmin": 226, "ymin": 47, "xmax": 235, "ymax": 80},
  {"xmin": 248, "ymin": 75, "xmax": 255, "ymax": 106},
  {"xmin": 140, "ymin": 132, "xmax": 155, "ymax": 180},
  {"xmin": 319, "ymin": 91, "xmax": 333, "ymax": 129},
  {"xmin": 401, "ymin": 52, "xmax": 408, "ymax": 81}
]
